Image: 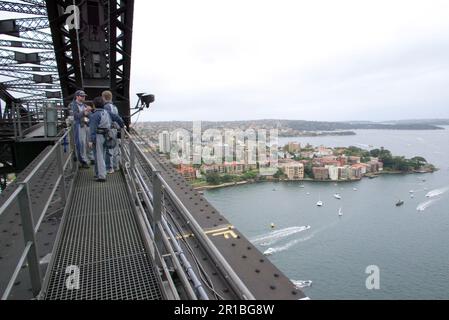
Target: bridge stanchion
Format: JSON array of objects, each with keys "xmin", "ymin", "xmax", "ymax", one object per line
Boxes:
[
  {"xmin": 152, "ymin": 171, "xmax": 164, "ymax": 255},
  {"xmin": 16, "ymin": 104, "xmax": 23, "ymax": 139},
  {"xmin": 128, "ymin": 140, "xmax": 140, "ymax": 205},
  {"xmin": 17, "ymin": 182, "xmax": 42, "ymax": 296},
  {"xmin": 56, "ymin": 142, "xmax": 67, "ymax": 204},
  {"xmin": 68, "ymin": 125, "xmax": 77, "ymax": 175},
  {"xmin": 130, "ymin": 139, "xmax": 136, "ymax": 171},
  {"xmin": 12, "ymin": 104, "xmax": 18, "ymax": 140},
  {"xmin": 26, "ymin": 103, "xmax": 32, "ymax": 128}
]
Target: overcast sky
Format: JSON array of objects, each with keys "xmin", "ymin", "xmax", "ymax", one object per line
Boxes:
[{"xmin": 131, "ymin": 0, "xmax": 449, "ymax": 122}]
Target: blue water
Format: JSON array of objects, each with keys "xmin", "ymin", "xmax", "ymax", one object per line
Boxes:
[{"xmin": 204, "ymin": 128, "xmax": 449, "ymax": 299}]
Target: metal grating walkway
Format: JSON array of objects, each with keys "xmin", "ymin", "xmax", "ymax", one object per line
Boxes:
[{"xmin": 43, "ymin": 169, "xmax": 163, "ymax": 300}]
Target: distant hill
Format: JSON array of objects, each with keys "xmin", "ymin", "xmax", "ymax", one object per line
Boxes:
[
  {"xmin": 140, "ymin": 119, "xmax": 444, "ymax": 131},
  {"xmin": 381, "ymin": 119, "xmax": 449, "ymax": 126}
]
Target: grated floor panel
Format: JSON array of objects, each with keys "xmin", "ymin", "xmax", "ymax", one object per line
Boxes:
[{"xmin": 44, "ymin": 170, "xmax": 163, "ymax": 300}]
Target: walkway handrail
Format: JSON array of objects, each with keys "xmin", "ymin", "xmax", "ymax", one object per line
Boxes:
[
  {"xmin": 122, "ymin": 129, "xmax": 256, "ymax": 300},
  {"xmin": 0, "ymin": 126, "xmax": 75, "ymax": 300}
]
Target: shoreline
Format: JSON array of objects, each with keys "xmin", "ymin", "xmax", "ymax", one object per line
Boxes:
[{"xmin": 194, "ymin": 170, "xmax": 435, "ymax": 191}]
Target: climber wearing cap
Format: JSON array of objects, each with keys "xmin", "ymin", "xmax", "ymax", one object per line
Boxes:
[{"xmin": 70, "ymin": 90, "xmax": 92, "ymax": 168}]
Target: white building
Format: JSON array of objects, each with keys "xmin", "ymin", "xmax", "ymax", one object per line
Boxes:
[
  {"xmin": 158, "ymin": 131, "xmax": 171, "ymax": 153},
  {"xmin": 326, "ymin": 165, "xmax": 339, "ymax": 181}
]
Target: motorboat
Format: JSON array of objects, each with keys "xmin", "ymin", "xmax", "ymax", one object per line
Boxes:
[
  {"xmin": 317, "ymin": 194, "xmax": 323, "ymax": 206},
  {"xmin": 396, "ymin": 200, "xmax": 404, "ymax": 207},
  {"xmin": 292, "ymin": 280, "xmax": 313, "ymax": 289},
  {"xmin": 263, "ymin": 248, "xmax": 275, "ymax": 256},
  {"xmin": 334, "ymin": 193, "xmax": 342, "ymax": 200},
  {"xmin": 338, "ymin": 208, "xmax": 343, "ymax": 217}
]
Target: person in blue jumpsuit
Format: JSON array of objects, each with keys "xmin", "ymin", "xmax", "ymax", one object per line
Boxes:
[
  {"xmin": 70, "ymin": 90, "xmax": 91, "ymax": 168},
  {"xmin": 88, "ymin": 97, "xmax": 124, "ymax": 182},
  {"xmin": 102, "ymin": 90, "xmax": 121, "ymax": 173}
]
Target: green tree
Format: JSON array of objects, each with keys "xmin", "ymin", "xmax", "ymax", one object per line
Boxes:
[
  {"xmin": 304, "ymin": 162, "xmax": 313, "ymax": 179},
  {"xmin": 221, "ymin": 174, "xmax": 234, "ymax": 183},
  {"xmin": 273, "ymin": 168, "xmax": 284, "ymax": 179},
  {"xmin": 411, "ymin": 156, "xmax": 427, "ymax": 169},
  {"xmin": 370, "ymin": 149, "xmax": 380, "ymax": 158},
  {"xmin": 206, "ymin": 172, "xmax": 221, "ymax": 185},
  {"xmin": 242, "ymin": 171, "xmax": 258, "ymax": 180}
]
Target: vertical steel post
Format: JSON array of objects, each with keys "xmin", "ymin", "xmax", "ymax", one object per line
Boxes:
[
  {"xmin": 17, "ymin": 183, "xmax": 42, "ymax": 296},
  {"xmin": 43, "ymin": 104, "xmax": 48, "ymax": 138},
  {"xmin": 17, "ymin": 105, "xmax": 23, "ymax": 138},
  {"xmin": 130, "ymin": 140, "xmax": 135, "ymax": 171},
  {"xmin": 26, "ymin": 103, "xmax": 32, "ymax": 128},
  {"xmin": 152, "ymin": 172, "xmax": 163, "ymax": 254},
  {"xmin": 56, "ymin": 143, "xmax": 67, "ymax": 204},
  {"xmin": 69, "ymin": 126, "xmax": 77, "ymax": 175},
  {"xmin": 12, "ymin": 104, "xmax": 17, "ymax": 140}
]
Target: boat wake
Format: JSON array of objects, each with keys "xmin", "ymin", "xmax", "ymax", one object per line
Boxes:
[
  {"xmin": 263, "ymin": 238, "xmax": 304, "ymax": 255},
  {"xmin": 417, "ymin": 198, "xmax": 440, "ymax": 212},
  {"xmin": 425, "ymin": 187, "xmax": 449, "ymax": 198},
  {"xmin": 252, "ymin": 226, "xmax": 311, "ymax": 247},
  {"xmin": 261, "ymin": 222, "xmax": 339, "ymax": 256},
  {"xmin": 263, "ymin": 235, "xmax": 314, "ymax": 256}
]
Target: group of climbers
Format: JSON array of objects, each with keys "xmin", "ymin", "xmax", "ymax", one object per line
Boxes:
[{"xmin": 70, "ymin": 90, "xmax": 124, "ymax": 182}]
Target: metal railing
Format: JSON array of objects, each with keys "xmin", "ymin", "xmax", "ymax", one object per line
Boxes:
[
  {"xmin": 1, "ymin": 102, "xmax": 67, "ymax": 140},
  {"xmin": 0, "ymin": 126, "xmax": 76, "ymax": 300},
  {"xmin": 121, "ymin": 129, "xmax": 255, "ymax": 300}
]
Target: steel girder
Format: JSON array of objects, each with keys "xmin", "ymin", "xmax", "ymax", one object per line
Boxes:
[
  {"xmin": 0, "ymin": 1, "xmax": 46, "ymax": 15},
  {"xmin": 1, "ymin": 0, "xmax": 135, "ymax": 116},
  {"xmin": 108, "ymin": 0, "xmax": 134, "ymax": 125},
  {"xmin": 46, "ymin": 0, "xmax": 134, "ymax": 121},
  {"xmin": 45, "ymin": 0, "xmax": 83, "ymax": 105},
  {"xmin": 0, "ymin": 0, "xmax": 62, "ymax": 107}
]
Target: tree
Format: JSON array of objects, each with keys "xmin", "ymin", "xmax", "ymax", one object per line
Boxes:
[
  {"xmin": 370, "ymin": 149, "xmax": 380, "ymax": 158},
  {"xmin": 378, "ymin": 148, "xmax": 393, "ymax": 168},
  {"xmin": 273, "ymin": 168, "xmax": 284, "ymax": 179},
  {"xmin": 242, "ymin": 171, "xmax": 258, "ymax": 180},
  {"xmin": 206, "ymin": 172, "xmax": 221, "ymax": 185},
  {"xmin": 361, "ymin": 151, "xmax": 371, "ymax": 163},
  {"xmin": 221, "ymin": 174, "xmax": 233, "ymax": 183},
  {"xmin": 304, "ymin": 162, "xmax": 313, "ymax": 179},
  {"xmin": 345, "ymin": 146, "xmax": 364, "ymax": 156}
]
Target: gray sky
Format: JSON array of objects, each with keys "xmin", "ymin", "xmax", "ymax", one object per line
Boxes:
[{"xmin": 131, "ymin": 0, "xmax": 449, "ymax": 122}]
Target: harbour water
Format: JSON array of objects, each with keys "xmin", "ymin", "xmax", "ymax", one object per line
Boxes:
[{"xmin": 204, "ymin": 127, "xmax": 449, "ymax": 299}]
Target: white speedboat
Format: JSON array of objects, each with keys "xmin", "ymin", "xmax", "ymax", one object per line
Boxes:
[
  {"xmin": 292, "ymin": 280, "xmax": 313, "ymax": 289},
  {"xmin": 334, "ymin": 193, "xmax": 342, "ymax": 200},
  {"xmin": 353, "ymin": 188, "xmax": 358, "ymax": 191},
  {"xmin": 316, "ymin": 200, "xmax": 323, "ymax": 207},
  {"xmin": 263, "ymin": 248, "xmax": 275, "ymax": 256},
  {"xmin": 338, "ymin": 208, "xmax": 343, "ymax": 217}
]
